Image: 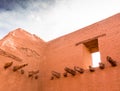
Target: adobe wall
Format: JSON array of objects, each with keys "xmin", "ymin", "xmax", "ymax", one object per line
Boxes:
[
  {"xmin": 0, "ymin": 31, "xmax": 46, "ymax": 91},
  {"xmin": 41, "ymin": 13, "xmax": 120, "ymax": 91},
  {"xmin": 0, "ymin": 13, "xmax": 120, "ymax": 91}
]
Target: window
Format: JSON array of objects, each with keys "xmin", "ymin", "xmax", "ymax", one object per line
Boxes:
[
  {"xmin": 84, "ymin": 39, "xmax": 101, "ymax": 67},
  {"xmin": 92, "ymin": 52, "xmax": 101, "ymax": 67}
]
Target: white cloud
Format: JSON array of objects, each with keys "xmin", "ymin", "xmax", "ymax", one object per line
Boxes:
[{"xmin": 0, "ymin": 0, "xmax": 120, "ymax": 41}]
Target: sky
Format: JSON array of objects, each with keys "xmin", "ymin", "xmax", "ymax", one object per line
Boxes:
[{"xmin": 0, "ymin": 0, "xmax": 120, "ymax": 41}]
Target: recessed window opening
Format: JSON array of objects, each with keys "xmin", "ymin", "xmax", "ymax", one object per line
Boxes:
[{"xmin": 84, "ymin": 39, "xmax": 101, "ymax": 67}]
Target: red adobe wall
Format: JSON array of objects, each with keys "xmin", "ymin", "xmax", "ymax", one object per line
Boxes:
[
  {"xmin": 0, "ymin": 13, "xmax": 120, "ymax": 91},
  {"xmin": 41, "ymin": 13, "xmax": 120, "ymax": 91},
  {"xmin": 0, "ymin": 29, "xmax": 46, "ymax": 91}
]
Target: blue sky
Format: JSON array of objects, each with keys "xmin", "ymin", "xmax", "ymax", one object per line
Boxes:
[{"xmin": 0, "ymin": 0, "xmax": 120, "ymax": 41}]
